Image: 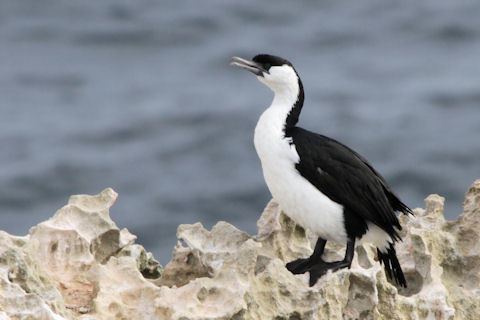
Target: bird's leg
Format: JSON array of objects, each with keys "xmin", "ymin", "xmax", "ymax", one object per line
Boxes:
[
  {"xmin": 286, "ymin": 238, "xmax": 327, "ymax": 274},
  {"xmin": 308, "ymin": 238, "xmax": 355, "ymax": 286}
]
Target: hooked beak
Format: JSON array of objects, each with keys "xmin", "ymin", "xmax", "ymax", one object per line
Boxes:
[{"xmin": 230, "ymin": 56, "xmax": 269, "ymax": 76}]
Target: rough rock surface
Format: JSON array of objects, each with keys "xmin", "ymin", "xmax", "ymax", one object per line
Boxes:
[{"xmin": 1, "ymin": 181, "xmax": 480, "ymax": 320}]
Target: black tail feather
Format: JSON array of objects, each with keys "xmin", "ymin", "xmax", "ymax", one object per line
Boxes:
[
  {"xmin": 377, "ymin": 244, "xmax": 407, "ymax": 288},
  {"xmin": 384, "ymin": 187, "xmax": 413, "ymax": 216}
]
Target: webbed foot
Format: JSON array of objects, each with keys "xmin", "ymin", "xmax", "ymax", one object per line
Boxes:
[
  {"xmin": 304, "ymin": 238, "xmax": 356, "ymax": 286},
  {"xmin": 285, "ymin": 238, "xmax": 327, "ymax": 275},
  {"xmin": 286, "ymin": 257, "xmax": 314, "ymax": 274}
]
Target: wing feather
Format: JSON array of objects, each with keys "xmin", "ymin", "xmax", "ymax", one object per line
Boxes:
[{"xmin": 289, "ymin": 127, "xmax": 409, "ymax": 239}]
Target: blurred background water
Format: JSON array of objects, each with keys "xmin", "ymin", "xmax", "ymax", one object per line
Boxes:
[{"xmin": 1, "ymin": 0, "xmax": 479, "ymax": 263}]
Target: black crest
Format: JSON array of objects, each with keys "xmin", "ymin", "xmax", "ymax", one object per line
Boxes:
[{"xmin": 252, "ymin": 54, "xmax": 292, "ymax": 71}]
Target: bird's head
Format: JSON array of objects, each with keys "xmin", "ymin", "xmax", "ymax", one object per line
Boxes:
[{"xmin": 231, "ymin": 54, "xmax": 300, "ymax": 96}]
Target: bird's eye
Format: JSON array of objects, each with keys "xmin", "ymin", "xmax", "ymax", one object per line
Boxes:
[{"xmin": 264, "ymin": 63, "xmax": 271, "ymax": 70}]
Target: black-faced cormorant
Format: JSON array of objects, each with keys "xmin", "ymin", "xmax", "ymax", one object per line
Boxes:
[{"xmin": 231, "ymin": 54, "xmax": 412, "ymax": 287}]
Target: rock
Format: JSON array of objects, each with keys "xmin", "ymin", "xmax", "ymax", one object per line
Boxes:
[
  {"xmin": 1, "ymin": 182, "xmax": 480, "ymax": 319},
  {"xmin": 0, "ymin": 188, "xmax": 162, "ymax": 319}
]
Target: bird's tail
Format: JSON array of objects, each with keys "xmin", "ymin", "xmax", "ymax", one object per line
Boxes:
[{"xmin": 377, "ymin": 243, "xmax": 407, "ymax": 287}]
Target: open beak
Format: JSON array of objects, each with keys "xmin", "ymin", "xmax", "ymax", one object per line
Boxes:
[{"xmin": 230, "ymin": 56, "xmax": 269, "ymax": 76}]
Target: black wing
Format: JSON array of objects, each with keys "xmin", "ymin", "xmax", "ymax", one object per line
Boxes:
[
  {"xmin": 343, "ymin": 142, "xmax": 413, "ymax": 216},
  {"xmin": 289, "ymin": 127, "xmax": 411, "ymax": 240}
]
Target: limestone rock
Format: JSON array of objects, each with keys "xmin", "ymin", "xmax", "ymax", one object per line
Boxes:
[
  {"xmin": 0, "ymin": 188, "xmax": 162, "ymax": 319},
  {"xmin": 1, "ymin": 181, "xmax": 480, "ymax": 319}
]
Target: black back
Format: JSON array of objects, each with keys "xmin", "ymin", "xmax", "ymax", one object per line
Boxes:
[{"xmin": 287, "ymin": 127, "xmax": 412, "ymax": 240}]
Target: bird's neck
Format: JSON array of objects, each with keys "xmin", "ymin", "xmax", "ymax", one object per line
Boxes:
[{"xmin": 268, "ymin": 78, "xmax": 304, "ymax": 136}]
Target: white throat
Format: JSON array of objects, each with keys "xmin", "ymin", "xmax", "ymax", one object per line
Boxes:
[
  {"xmin": 269, "ymin": 83, "xmax": 300, "ymax": 115},
  {"xmin": 258, "ymin": 65, "xmax": 300, "ymax": 119},
  {"xmin": 255, "ymin": 64, "xmax": 303, "ymax": 136},
  {"xmin": 253, "ymin": 80, "xmax": 302, "ymax": 168}
]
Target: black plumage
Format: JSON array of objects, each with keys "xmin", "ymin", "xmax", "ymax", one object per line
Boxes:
[
  {"xmin": 232, "ymin": 53, "xmax": 412, "ymax": 287},
  {"xmin": 286, "ymin": 127, "xmax": 412, "ymax": 241},
  {"xmin": 287, "ymin": 127, "xmax": 411, "ymax": 287}
]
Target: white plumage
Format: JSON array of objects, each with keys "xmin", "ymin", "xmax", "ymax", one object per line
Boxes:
[{"xmin": 254, "ymin": 89, "xmax": 347, "ymax": 244}]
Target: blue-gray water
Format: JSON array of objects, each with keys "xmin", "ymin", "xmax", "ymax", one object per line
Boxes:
[{"xmin": 1, "ymin": 1, "xmax": 479, "ymax": 263}]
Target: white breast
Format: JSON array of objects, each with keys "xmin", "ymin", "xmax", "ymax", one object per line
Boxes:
[{"xmin": 254, "ymin": 107, "xmax": 347, "ymax": 244}]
